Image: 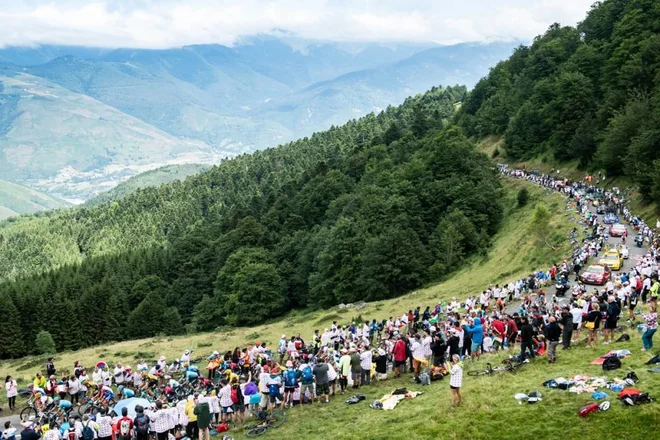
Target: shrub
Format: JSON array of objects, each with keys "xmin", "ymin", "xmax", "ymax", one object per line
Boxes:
[
  {"xmin": 517, "ymin": 188, "xmax": 529, "ymax": 207},
  {"xmin": 35, "ymin": 331, "xmax": 56, "ymax": 354}
]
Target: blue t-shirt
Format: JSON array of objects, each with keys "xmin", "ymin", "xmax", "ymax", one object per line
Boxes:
[
  {"xmin": 283, "ymin": 369, "xmax": 298, "ymax": 387},
  {"xmin": 58, "ymin": 400, "xmax": 72, "ymax": 409}
]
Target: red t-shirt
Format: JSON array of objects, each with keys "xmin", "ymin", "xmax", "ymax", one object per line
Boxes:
[
  {"xmin": 393, "ymin": 340, "xmax": 407, "ymax": 362},
  {"xmin": 507, "ymin": 319, "xmax": 518, "ymax": 336},
  {"xmin": 491, "ymin": 320, "xmax": 506, "ymax": 337}
]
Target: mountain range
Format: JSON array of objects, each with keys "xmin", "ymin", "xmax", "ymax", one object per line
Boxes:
[{"xmin": 0, "ymin": 37, "xmax": 518, "ymax": 202}]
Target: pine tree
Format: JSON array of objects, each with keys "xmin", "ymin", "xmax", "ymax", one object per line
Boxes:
[{"xmin": 0, "ymin": 295, "xmax": 24, "ymax": 358}]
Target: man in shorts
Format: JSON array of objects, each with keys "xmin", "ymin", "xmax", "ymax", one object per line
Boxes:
[
  {"xmin": 282, "ymin": 361, "xmax": 298, "ymax": 408},
  {"xmin": 297, "ymin": 359, "xmax": 314, "ymax": 404},
  {"xmin": 312, "ymin": 358, "xmax": 330, "ymax": 404},
  {"xmin": 266, "ymin": 371, "xmax": 283, "ymax": 410}
]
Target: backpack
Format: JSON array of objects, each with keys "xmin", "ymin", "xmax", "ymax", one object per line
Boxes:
[
  {"xmin": 615, "ymin": 334, "xmax": 630, "ymax": 342},
  {"xmin": 230, "ymin": 387, "xmax": 238, "ymax": 404},
  {"xmin": 134, "ymin": 414, "xmax": 149, "ymax": 435},
  {"xmin": 67, "ymin": 427, "xmax": 76, "ymax": 440},
  {"xmin": 302, "ymin": 366, "xmax": 313, "ymax": 383},
  {"xmin": 646, "ymin": 354, "xmax": 660, "ymax": 365},
  {"xmin": 119, "ymin": 418, "xmax": 131, "ymax": 438},
  {"xmin": 619, "ymin": 388, "xmax": 641, "ymax": 399},
  {"xmin": 82, "ymin": 422, "xmax": 95, "ymax": 440},
  {"xmin": 602, "ymin": 356, "xmax": 621, "ymax": 371},
  {"xmin": 625, "ymin": 371, "xmax": 639, "ymax": 383},
  {"xmin": 283, "ymin": 370, "xmax": 297, "ymax": 388}
]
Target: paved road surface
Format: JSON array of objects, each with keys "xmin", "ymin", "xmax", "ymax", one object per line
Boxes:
[{"xmin": 504, "ymin": 192, "xmax": 648, "ymax": 313}]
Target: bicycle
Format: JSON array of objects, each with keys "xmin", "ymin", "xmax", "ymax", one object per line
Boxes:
[
  {"xmin": 467, "ymin": 359, "xmax": 528, "ymax": 376},
  {"xmin": 245, "ymin": 409, "xmax": 286, "ymax": 437},
  {"xmin": 20, "ymin": 394, "xmax": 41, "ymax": 422}
]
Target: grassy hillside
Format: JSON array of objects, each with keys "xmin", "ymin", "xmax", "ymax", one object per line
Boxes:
[
  {"xmin": 5, "ymin": 179, "xmax": 651, "ymax": 440},
  {"xmin": 85, "ymin": 164, "xmax": 209, "ymax": 207},
  {"xmin": 0, "ymin": 179, "xmax": 69, "ymax": 220},
  {"xmin": 0, "ymin": 178, "xmax": 573, "ymax": 377}
]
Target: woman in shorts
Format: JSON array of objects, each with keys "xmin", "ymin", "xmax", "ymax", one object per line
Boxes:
[{"xmin": 448, "ymin": 355, "xmax": 462, "ymax": 408}]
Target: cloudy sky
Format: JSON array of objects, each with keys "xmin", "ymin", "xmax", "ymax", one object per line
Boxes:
[{"xmin": 1, "ymin": 0, "xmax": 596, "ymax": 48}]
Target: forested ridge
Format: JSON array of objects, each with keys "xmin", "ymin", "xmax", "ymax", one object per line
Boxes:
[
  {"xmin": 458, "ymin": 0, "xmax": 660, "ymax": 204},
  {"xmin": 0, "ymin": 85, "xmax": 505, "ymax": 357}
]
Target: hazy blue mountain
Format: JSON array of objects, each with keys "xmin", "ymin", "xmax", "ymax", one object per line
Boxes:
[
  {"xmin": 0, "ymin": 45, "xmax": 110, "ymax": 65},
  {"xmin": 0, "ymin": 38, "xmax": 518, "ymax": 201},
  {"xmin": 256, "ymin": 42, "xmax": 517, "ymax": 134}
]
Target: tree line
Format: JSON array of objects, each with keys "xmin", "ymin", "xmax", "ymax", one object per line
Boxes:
[
  {"xmin": 0, "ymin": 85, "xmax": 505, "ymax": 357},
  {"xmin": 458, "ymin": 0, "xmax": 660, "ymax": 205}
]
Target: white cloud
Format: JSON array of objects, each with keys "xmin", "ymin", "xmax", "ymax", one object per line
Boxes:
[{"xmin": 0, "ymin": 0, "xmax": 596, "ymax": 48}]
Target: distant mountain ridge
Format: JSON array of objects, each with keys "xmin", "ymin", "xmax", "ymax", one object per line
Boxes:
[
  {"xmin": 0, "ymin": 38, "xmax": 518, "ymax": 201},
  {"xmin": 0, "ymin": 179, "xmax": 69, "ymax": 220}
]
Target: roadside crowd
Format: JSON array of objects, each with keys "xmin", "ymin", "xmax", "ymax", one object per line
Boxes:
[{"xmin": 5, "ymin": 167, "xmax": 659, "ymax": 440}]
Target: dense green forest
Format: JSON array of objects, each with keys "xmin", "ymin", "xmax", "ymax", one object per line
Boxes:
[
  {"xmin": 0, "ymin": 85, "xmax": 505, "ymax": 357},
  {"xmin": 85, "ymin": 164, "xmax": 210, "ymax": 207},
  {"xmin": 458, "ymin": 0, "xmax": 660, "ymax": 204}
]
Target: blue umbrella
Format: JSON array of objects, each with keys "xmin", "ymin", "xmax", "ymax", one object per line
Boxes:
[{"xmin": 111, "ymin": 398, "xmax": 152, "ymax": 418}]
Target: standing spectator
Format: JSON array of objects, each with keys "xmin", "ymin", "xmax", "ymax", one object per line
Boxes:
[
  {"xmin": 96, "ymin": 408, "xmax": 113, "ymax": 440},
  {"xmin": 312, "ymin": 358, "xmax": 330, "ymax": 404},
  {"xmin": 560, "ymin": 306, "xmax": 573, "ymax": 349},
  {"xmin": 338, "ymin": 349, "xmax": 351, "ymax": 394},
  {"xmin": 150, "ymin": 402, "xmax": 171, "ymax": 440},
  {"xmin": 46, "ymin": 358, "xmax": 56, "ymax": 377},
  {"xmin": 68, "ymin": 375, "xmax": 80, "ymax": 405},
  {"xmin": 217, "ymin": 380, "xmax": 233, "ymax": 424},
  {"xmin": 349, "ymin": 348, "xmax": 361, "ymax": 389},
  {"xmin": 586, "ymin": 300, "xmax": 602, "ymax": 347},
  {"xmin": 359, "ymin": 347, "xmax": 372, "ymax": 386},
  {"xmin": 430, "ymin": 335, "xmax": 447, "ymax": 367},
  {"xmin": 570, "ymin": 303, "xmax": 583, "ymax": 343},
  {"xmin": 116, "ymin": 407, "xmax": 133, "ymax": 440},
  {"xmin": 392, "ymin": 336, "xmax": 406, "ymax": 379},
  {"xmin": 519, "ymin": 317, "xmax": 535, "ymax": 361},
  {"xmin": 545, "ymin": 317, "xmax": 561, "ymax": 364},
  {"xmin": 184, "ymin": 397, "xmax": 198, "ymax": 440},
  {"xmin": 207, "ymin": 390, "xmax": 219, "ymax": 424},
  {"xmin": 641, "ymin": 302, "xmax": 657, "ymax": 352},
  {"xmin": 448, "ymin": 355, "xmax": 463, "ymax": 408},
  {"xmin": 193, "ymin": 397, "xmax": 210, "ymax": 440},
  {"xmin": 506, "ymin": 315, "xmax": 518, "ymax": 348},
  {"xmin": 297, "ymin": 359, "xmax": 314, "ymax": 404},
  {"xmin": 266, "ymin": 371, "xmax": 283, "ymax": 410},
  {"xmin": 603, "ymin": 296, "xmax": 620, "ymax": 344},
  {"xmin": 5, "ymin": 376, "xmax": 17, "ymax": 411}
]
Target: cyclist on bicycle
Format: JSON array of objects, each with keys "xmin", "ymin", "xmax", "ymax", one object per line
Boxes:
[
  {"xmin": 34, "ymin": 390, "xmax": 53, "ymax": 412},
  {"xmin": 53, "ymin": 396, "xmax": 73, "ymax": 419},
  {"xmin": 92, "ymin": 385, "xmax": 114, "ymax": 406},
  {"xmin": 117, "ymin": 385, "xmax": 135, "ymax": 399}
]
